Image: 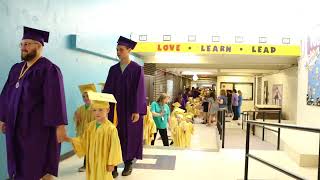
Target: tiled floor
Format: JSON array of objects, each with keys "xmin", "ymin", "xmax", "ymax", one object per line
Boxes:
[
  {"xmin": 58, "ymin": 148, "xmax": 317, "ymax": 180},
  {"xmin": 57, "ymin": 120, "xmax": 317, "ymax": 180}
]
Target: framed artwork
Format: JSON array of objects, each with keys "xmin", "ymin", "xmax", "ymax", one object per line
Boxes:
[{"xmin": 272, "ymin": 84, "xmax": 283, "ymax": 106}]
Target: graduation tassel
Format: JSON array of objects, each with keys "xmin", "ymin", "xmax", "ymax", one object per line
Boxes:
[{"xmin": 113, "ymin": 104, "xmax": 118, "ymax": 127}]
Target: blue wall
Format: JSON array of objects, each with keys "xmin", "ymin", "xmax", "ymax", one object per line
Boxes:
[{"xmin": 0, "ymin": 0, "xmax": 143, "ymax": 178}]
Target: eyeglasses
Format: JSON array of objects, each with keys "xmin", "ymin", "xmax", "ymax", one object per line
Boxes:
[{"xmin": 19, "ymin": 42, "xmax": 38, "ymax": 48}]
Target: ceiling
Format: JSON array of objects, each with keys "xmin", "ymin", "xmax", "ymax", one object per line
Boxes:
[{"xmin": 136, "ymin": 53, "xmax": 298, "ymax": 77}]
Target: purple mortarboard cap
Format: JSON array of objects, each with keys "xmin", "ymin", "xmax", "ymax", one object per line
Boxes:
[
  {"xmin": 117, "ymin": 36, "xmax": 137, "ymax": 50},
  {"xmin": 22, "ymin": 26, "xmax": 49, "ymax": 46}
]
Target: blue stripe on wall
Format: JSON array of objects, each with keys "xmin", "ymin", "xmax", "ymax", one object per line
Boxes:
[{"xmin": 0, "ymin": 1, "xmax": 143, "ymax": 179}]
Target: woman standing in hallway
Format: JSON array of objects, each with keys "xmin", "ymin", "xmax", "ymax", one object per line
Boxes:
[
  {"xmin": 237, "ymin": 90, "xmax": 243, "ymax": 121},
  {"xmin": 227, "ymin": 90, "xmax": 233, "ymax": 117},
  {"xmin": 232, "ymin": 89, "xmax": 239, "ymax": 120},
  {"xmin": 208, "ymin": 92, "xmax": 219, "ymax": 126},
  {"xmin": 218, "ymin": 89, "xmax": 228, "ymax": 109},
  {"xmin": 201, "ymin": 95, "xmax": 209, "ymax": 124},
  {"xmin": 151, "ymin": 93, "xmax": 171, "ymax": 146}
]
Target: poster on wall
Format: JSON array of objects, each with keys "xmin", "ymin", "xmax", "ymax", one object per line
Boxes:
[
  {"xmin": 272, "ymin": 84, "xmax": 283, "ymax": 106},
  {"xmin": 306, "ymin": 25, "xmax": 320, "ymax": 106},
  {"xmin": 263, "ymin": 81, "xmax": 269, "ymax": 104}
]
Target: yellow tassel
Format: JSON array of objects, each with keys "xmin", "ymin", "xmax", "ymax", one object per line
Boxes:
[{"xmin": 113, "ymin": 105, "xmax": 118, "ymax": 127}]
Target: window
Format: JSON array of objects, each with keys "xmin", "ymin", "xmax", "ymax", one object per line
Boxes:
[{"xmin": 220, "ymin": 82, "xmax": 253, "ymax": 100}]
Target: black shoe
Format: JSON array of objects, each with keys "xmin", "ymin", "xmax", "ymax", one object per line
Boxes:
[
  {"xmin": 78, "ymin": 166, "xmax": 86, "ymax": 172},
  {"xmin": 122, "ymin": 164, "xmax": 133, "ymax": 176},
  {"xmin": 112, "ymin": 170, "xmax": 119, "ymax": 178}
]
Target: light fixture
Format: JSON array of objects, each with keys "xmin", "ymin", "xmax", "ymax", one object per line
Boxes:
[
  {"xmin": 163, "ymin": 35, "xmax": 171, "ymax": 41},
  {"xmin": 235, "ymin": 36, "xmax": 244, "ymax": 43},
  {"xmin": 282, "ymin": 37, "xmax": 290, "ymax": 44},
  {"xmin": 212, "ymin": 36, "xmax": 220, "ymax": 42},
  {"xmin": 139, "ymin": 35, "xmax": 147, "ymax": 41},
  {"xmin": 259, "ymin": 37, "xmax": 267, "ymax": 43},
  {"xmin": 193, "ymin": 74, "xmax": 199, "ymax": 81},
  {"xmin": 188, "ymin": 35, "xmax": 196, "ymax": 42}
]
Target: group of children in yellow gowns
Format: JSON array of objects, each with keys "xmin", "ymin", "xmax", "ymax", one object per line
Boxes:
[
  {"xmin": 64, "ymin": 83, "xmax": 123, "ymax": 180},
  {"xmin": 170, "ymin": 102, "xmax": 194, "ymax": 148},
  {"xmin": 185, "ymin": 97, "xmax": 201, "ymax": 117}
]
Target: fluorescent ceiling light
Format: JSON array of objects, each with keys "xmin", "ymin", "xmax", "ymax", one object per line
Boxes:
[{"xmin": 181, "ymin": 71, "xmax": 214, "ymax": 75}]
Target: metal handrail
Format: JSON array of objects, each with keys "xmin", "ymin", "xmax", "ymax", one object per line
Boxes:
[
  {"xmin": 217, "ymin": 109, "xmax": 226, "ymax": 148},
  {"xmin": 242, "ymin": 110, "xmax": 281, "ymax": 150},
  {"xmin": 244, "ymin": 120, "xmax": 320, "ymax": 180}
]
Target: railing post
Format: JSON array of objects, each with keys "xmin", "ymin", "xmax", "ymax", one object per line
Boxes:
[
  {"xmin": 277, "ymin": 111, "xmax": 281, "ymax": 150},
  {"xmin": 244, "ymin": 122, "xmax": 251, "ymax": 180},
  {"xmin": 318, "ymin": 134, "xmax": 320, "ymax": 180},
  {"xmin": 253, "ymin": 111, "xmax": 256, "ymax": 136},
  {"xmin": 222, "ymin": 109, "xmax": 225, "ymax": 148},
  {"xmin": 262, "ymin": 112, "xmax": 265, "ymax": 141}
]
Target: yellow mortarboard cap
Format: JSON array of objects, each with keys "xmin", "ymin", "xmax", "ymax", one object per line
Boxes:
[
  {"xmin": 87, "ymin": 92, "xmax": 118, "ymax": 127},
  {"xmin": 172, "ymin": 102, "xmax": 181, "ymax": 107},
  {"xmin": 78, "ymin": 83, "xmax": 97, "ymax": 94},
  {"xmin": 175, "ymin": 108, "xmax": 185, "ymax": 114}
]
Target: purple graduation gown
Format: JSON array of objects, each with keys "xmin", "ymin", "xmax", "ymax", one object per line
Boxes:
[
  {"xmin": 103, "ymin": 61, "xmax": 146, "ymax": 161},
  {"xmin": 0, "ymin": 57, "xmax": 68, "ymax": 180}
]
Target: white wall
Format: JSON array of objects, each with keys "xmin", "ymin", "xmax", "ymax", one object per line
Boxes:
[
  {"xmin": 217, "ymin": 76, "xmax": 255, "ymax": 111},
  {"xmin": 261, "ymin": 67, "xmax": 298, "ymax": 121}
]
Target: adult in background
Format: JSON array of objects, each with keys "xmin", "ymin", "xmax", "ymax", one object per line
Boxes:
[
  {"xmin": 150, "ymin": 93, "xmax": 171, "ymax": 146},
  {"xmin": 232, "ymin": 89, "xmax": 239, "ymax": 120}
]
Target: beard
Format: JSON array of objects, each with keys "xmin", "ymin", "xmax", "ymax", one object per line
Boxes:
[{"xmin": 21, "ymin": 49, "xmax": 37, "ymax": 62}]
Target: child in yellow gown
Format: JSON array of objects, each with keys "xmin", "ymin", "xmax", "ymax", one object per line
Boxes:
[
  {"xmin": 65, "ymin": 92, "xmax": 123, "ymax": 180},
  {"xmin": 144, "ymin": 106, "xmax": 157, "ymax": 145},
  {"xmin": 74, "ymin": 83, "xmax": 97, "ymax": 171},
  {"xmin": 184, "ymin": 113, "xmax": 195, "ymax": 148},
  {"xmin": 170, "ymin": 102, "xmax": 185, "ymax": 146}
]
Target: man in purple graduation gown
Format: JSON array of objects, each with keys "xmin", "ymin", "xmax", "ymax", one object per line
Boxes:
[
  {"xmin": 0, "ymin": 27, "xmax": 68, "ymax": 180},
  {"xmin": 103, "ymin": 36, "xmax": 146, "ymax": 177}
]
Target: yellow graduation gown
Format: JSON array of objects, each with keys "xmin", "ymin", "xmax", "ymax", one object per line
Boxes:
[
  {"xmin": 144, "ymin": 106, "xmax": 157, "ymax": 145},
  {"xmin": 169, "ymin": 115, "xmax": 178, "ymax": 144},
  {"xmin": 184, "ymin": 122, "xmax": 194, "ymax": 148},
  {"xmin": 74, "ymin": 105, "xmax": 95, "ymax": 137},
  {"xmin": 71, "ymin": 120, "xmax": 123, "ymax": 180},
  {"xmin": 177, "ymin": 120, "xmax": 188, "ymax": 148}
]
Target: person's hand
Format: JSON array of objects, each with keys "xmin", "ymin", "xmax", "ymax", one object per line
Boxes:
[
  {"xmin": 107, "ymin": 165, "xmax": 114, "ymax": 172},
  {"xmin": 0, "ymin": 121, "xmax": 6, "ymax": 134},
  {"xmin": 56, "ymin": 125, "xmax": 67, "ymax": 143},
  {"xmin": 75, "ymin": 112, "xmax": 80, "ymax": 123},
  {"xmin": 132, "ymin": 113, "xmax": 140, "ymax": 123}
]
